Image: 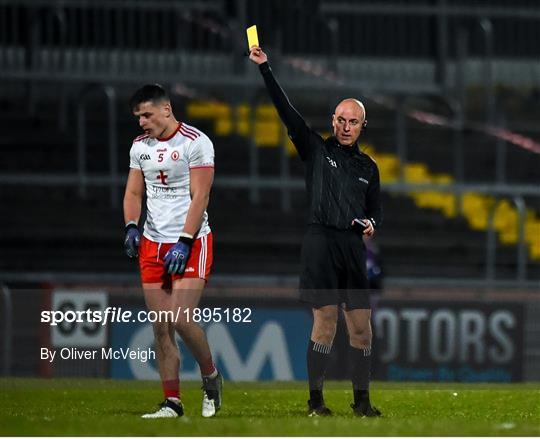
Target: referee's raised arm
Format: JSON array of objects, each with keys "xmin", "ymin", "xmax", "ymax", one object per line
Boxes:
[{"xmin": 249, "ymin": 46, "xmax": 312, "ymax": 160}]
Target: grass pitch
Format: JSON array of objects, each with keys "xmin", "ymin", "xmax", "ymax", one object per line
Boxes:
[{"xmin": 1, "ymin": 379, "xmax": 539, "ymax": 436}]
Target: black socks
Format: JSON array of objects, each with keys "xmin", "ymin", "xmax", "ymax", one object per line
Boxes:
[
  {"xmin": 307, "ymin": 340, "xmax": 332, "ymax": 406},
  {"xmin": 351, "ymin": 346, "xmax": 372, "ymax": 404},
  {"xmin": 307, "ymin": 342, "xmax": 373, "ymax": 407}
]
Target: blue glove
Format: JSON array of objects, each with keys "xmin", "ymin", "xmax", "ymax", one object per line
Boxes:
[
  {"xmin": 164, "ymin": 237, "xmax": 193, "ymax": 274},
  {"xmin": 124, "ymin": 223, "xmax": 141, "ymax": 258}
]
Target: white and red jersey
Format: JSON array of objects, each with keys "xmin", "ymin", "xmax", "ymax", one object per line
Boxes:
[{"xmin": 129, "ymin": 122, "xmax": 214, "ymax": 243}]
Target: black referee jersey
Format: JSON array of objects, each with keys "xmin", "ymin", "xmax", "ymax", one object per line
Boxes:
[{"xmin": 258, "ymin": 62, "xmax": 382, "ymax": 230}]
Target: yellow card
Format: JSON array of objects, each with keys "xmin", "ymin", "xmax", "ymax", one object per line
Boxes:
[{"xmin": 246, "ymin": 25, "xmax": 259, "ymax": 49}]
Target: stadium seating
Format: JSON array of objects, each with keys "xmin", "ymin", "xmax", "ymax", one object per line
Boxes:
[{"xmin": 0, "ymin": 92, "xmax": 538, "ymax": 282}]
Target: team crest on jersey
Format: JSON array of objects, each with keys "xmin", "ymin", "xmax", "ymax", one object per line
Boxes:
[
  {"xmin": 171, "ymin": 150, "xmax": 180, "ymax": 161},
  {"xmin": 326, "ymin": 156, "xmax": 338, "ymax": 168}
]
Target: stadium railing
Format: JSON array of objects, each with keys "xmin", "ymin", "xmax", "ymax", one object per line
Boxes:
[{"xmin": 1, "ymin": 0, "xmax": 539, "ymax": 89}]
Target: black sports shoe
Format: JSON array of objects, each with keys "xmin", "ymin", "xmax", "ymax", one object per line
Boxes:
[
  {"xmin": 351, "ymin": 402, "xmax": 382, "ymax": 417},
  {"xmin": 201, "ymin": 372, "xmax": 223, "ymax": 417},
  {"xmin": 141, "ymin": 398, "xmax": 184, "ymax": 418},
  {"xmin": 307, "ymin": 399, "xmax": 332, "ymax": 417}
]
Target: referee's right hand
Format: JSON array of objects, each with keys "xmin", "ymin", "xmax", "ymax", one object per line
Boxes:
[
  {"xmin": 124, "ymin": 223, "xmax": 141, "ymax": 258},
  {"xmin": 352, "ymin": 218, "xmax": 375, "ymax": 237},
  {"xmin": 362, "ymin": 219, "xmax": 375, "ymax": 237},
  {"xmin": 249, "ymin": 46, "xmax": 267, "ymax": 65}
]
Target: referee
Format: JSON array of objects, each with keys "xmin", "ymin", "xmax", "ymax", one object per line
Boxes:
[{"xmin": 249, "ymin": 47, "xmax": 382, "ymax": 417}]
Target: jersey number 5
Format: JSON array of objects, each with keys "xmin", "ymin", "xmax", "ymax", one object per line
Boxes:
[{"xmin": 158, "ymin": 153, "xmax": 164, "ymax": 163}]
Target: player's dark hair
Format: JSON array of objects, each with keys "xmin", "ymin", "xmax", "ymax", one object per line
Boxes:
[{"xmin": 129, "ymin": 84, "xmax": 169, "ymax": 111}]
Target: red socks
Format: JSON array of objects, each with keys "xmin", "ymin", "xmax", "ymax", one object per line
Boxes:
[
  {"xmin": 199, "ymin": 357, "xmax": 216, "ymax": 377},
  {"xmin": 161, "ymin": 357, "xmax": 216, "ymax": 399},
  {"xmin": 162, "ymin": 378, "xmax": 180, "ymax": 399}
]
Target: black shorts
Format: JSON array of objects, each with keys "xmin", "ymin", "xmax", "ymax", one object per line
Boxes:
[{"xmin": 299, "ymin": 224, "xmax": 371, "ymax": 310}]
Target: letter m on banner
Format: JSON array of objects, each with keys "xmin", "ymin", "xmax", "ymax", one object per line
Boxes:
[{"xmin": 207, "ymin": 322, "xmax": 294, "ymax": 381}]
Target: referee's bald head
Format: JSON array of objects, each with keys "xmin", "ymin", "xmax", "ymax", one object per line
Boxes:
[
  {"xmin": 332, "ymin": 98, "xmax": 367, "ymax": 146},
  {"xmin": 335, "ymin": 99, "xmax": 366, "ymax": 122}
]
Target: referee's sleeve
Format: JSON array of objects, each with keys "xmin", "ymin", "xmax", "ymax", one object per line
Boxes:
[
  {"xmin": 366, "ymin": 163, "xmax": 383, "ymax": 228},
  {"xmin": 259, "ymin": 62, "xmax": 312, "ymax": 160}
]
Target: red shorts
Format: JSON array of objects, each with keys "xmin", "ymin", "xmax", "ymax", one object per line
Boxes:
[{"xmin": 139, "ymin": 233, "xmax": 213, "ymax": 287}]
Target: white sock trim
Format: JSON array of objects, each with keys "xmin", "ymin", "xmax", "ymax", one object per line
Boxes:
[
  {"xmin": 312, "ymin": 341, "xmax": 332, "ymax": 355},
  {"xmin": 202, "ymin": 369, "xmax": 218, "ymax": 379}
]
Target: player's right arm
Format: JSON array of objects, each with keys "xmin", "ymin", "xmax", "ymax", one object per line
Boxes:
[
  {"xmin": 123, "ymin": 168, "xmax": 144, "ymax": 258},
  {"xmin": 249, "ymin": 46, "xmax": 314, "ymax": 160},
  {"xmin": 123, "ymin": 168, "xmax": 144, "ymax": 225}
]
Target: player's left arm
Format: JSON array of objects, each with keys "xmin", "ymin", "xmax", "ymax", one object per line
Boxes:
[
  {"xmin": 163, "ymin": 165, "xmax": 213, "ymax": 274},
  {"xmin": 183, "ymin": 166, "xmax": 214, "ymax": 237},
  {"xmin": 163, "ymin": 135, "xmax": 214, "ymax": 274}
]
